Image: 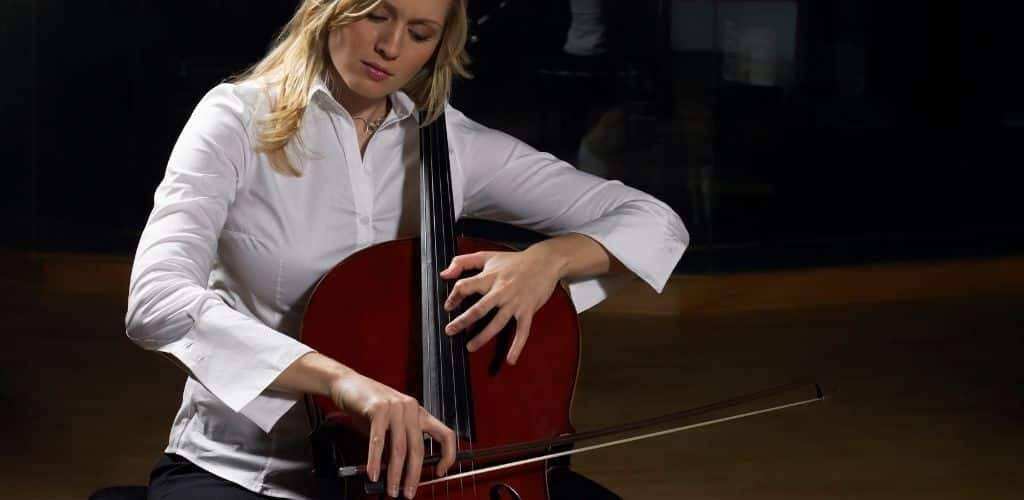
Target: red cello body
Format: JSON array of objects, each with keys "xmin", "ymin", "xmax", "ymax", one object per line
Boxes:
[{"xmin": 301, "ymin": 236, "xmax": 581, "ymax": 499}]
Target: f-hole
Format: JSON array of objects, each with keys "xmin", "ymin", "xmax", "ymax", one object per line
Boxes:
[{"xmin": 489, "ymin": 483, "xmax": 522, "ymax": 500}]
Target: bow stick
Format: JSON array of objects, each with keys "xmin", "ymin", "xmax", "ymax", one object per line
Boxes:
[{"xmin": 344, "ymin": 382, "xmax": 824, "ymax": 489}]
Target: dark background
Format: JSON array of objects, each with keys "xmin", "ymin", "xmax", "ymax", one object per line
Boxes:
[
  {"xmin": 2, "ymin": 3, "xmax": 1023, "ymax": 499},
  {"xmin": 2, "ymin": 0, "xmax": 1021, "ymax": 272}
]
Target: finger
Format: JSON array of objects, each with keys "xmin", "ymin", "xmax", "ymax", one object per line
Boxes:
[
  {"xmin": 439, "ymin": 252, "xmax": 490, "ymax": 279},
  {"xmin": 465, "ymin": 308, "xmax": 514, "ymax": 352},
  {"xmin": 506, "ymin": 312, "xmax": 533, "ymax": 365},
  {"xmin": 445, "ymin": 283, "xmax": 499, "ymax": 333},
  {"xmin": 444, "ymin": 274, "xmax": 493, "ymax": 313},
  {"xmin": 386, "ymin": 404, "xmax": 407, "ymax": 499},
  {"xmin": 402, "ymin": 400, "xmax": 424, "ymax": 499},
  {"xmin": 366, "ymin": 406, "xmax": 388, "ymax": 483},
  {"xmin": 420, "ymin": 410, "xmax": 457, "ymax": 477}
]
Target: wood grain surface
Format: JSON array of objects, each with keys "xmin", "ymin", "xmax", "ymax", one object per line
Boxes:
[{"xmin": 2, "ymin": 254, "xmax": 1021, "ymax": 499}]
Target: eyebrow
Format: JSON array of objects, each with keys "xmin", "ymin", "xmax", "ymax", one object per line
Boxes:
[{"xmin": 379, "ymin": 1, "xmax": 443, "ymax": 28}]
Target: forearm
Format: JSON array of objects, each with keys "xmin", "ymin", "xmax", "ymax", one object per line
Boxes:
[
  {"xmin": 271, "ymin": 351, "xmax": 355, "ymax": 398},
  {"xmin": 526, "ymin": 232, "xmax": 625, "ymax": 281}
]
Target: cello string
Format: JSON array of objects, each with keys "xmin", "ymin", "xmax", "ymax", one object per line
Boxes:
[
  {"xmin": 429, "ymin": 115, "xmax": 462, "ymax": 496},
  {"xmin": 427, "ymin": 117, "xmax": 438, "ymax": 500},
  {"xmin": 446, "ymin": 114, "xmax": 476, "ymax": 499},
  {"xmin": 427, "ymin": 117, "xmax": 453, "ymax": 499},
  {"xmin": 421, "ymin": 114, "xmax": 446, "ymax": 500},
  {"xmin": 436, "ymin": 112, "xmax": 476, "ymax": 499},
  {"xmin": 420, "ymin": 116, "xmax": 440, "ymax": 500},
  {"xmin": 436, "ymin": 116, "xmax": 459, "ymax": 499}
]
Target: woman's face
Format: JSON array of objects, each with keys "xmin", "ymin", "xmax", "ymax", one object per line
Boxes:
[{"xmin": 328, "ymin": 0, "xmax": 450, "ymax": 103}]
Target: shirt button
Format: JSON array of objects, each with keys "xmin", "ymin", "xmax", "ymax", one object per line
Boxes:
[{"xmin": 358, "ymin": 216, "xmax": 370, "ymax": 226}]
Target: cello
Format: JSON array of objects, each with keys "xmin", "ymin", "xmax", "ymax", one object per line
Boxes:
[
  {"xmin": 301, "ymin": 110, "xmax": 580, "ymax": 499},
  {"xmin": 299, "ymin": 112, "xmax": 825, "ymax": 498}
]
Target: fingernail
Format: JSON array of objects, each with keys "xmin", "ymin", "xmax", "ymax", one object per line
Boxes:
[
  {"xmin": 390, "ymin": 485, "xmax": 399, "ymax": 498},
  {"xmin": 405, "ymin": 486, "xmax": 416, "ymax": 498},
  {"xmin": 437, "ymin": 469, "xmax": 446, "ymax": 478}
]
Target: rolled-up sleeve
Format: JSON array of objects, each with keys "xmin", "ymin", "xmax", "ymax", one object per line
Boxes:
[
  {"xmin": 125, "ymin": 84, "xmax": 313, "ymax": 433},
  {"xmin": 450, "ymin": 107, "xmax": 689, "ymax": 312}
]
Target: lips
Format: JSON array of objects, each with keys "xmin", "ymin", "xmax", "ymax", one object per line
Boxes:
[{"xmin": 361, "ymin": 61, "xmax": 392, "ymax": 82}]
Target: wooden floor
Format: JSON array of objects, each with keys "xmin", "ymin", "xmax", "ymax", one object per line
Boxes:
[{"xmin": 2, "ymin": 254, "xmax": 1022, "ymax": 499}]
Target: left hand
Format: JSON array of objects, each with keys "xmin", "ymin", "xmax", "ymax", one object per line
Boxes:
[{"xmin": 439, "ymin": 248, "xmax": 564, "ymax": 365}]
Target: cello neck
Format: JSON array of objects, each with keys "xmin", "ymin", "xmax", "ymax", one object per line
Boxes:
[{"xmin": 418, "ymin": 111, "xmax": 476, "ymax": 440}]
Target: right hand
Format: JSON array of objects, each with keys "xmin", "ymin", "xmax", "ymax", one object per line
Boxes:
[{"xmin": 328, "ymin": 370, "xmax": 457, "ymax": 499}]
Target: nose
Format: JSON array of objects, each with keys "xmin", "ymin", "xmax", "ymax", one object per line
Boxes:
[{"xmin": 374, "ymin": 25, "xmax": 401, "ymax": 61}]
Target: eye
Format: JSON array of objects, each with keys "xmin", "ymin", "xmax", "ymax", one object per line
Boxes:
[
  {"xmin": 409, "ymin": 29, "xmax": 431, "ymax": 42},
  {"xmin": 366, "ymin": 13, "xmax": 387, "ymax": 22}
]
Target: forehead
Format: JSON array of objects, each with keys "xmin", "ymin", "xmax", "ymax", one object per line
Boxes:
[{"xmin": 377, "ymin": 0, "xmax": 450, "ymax": 24}]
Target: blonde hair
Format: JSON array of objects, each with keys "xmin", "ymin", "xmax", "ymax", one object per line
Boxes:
[{"xmin": 232, "ymin": 0, "xmax": 471, "ymax": 176}]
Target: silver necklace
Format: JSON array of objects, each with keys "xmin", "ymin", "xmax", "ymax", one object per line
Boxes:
[
  {"xmin": 354, "ymin": 103, "xmax": 388, "ymax": 135},
  {"xmin": 353, "ymin": 115, "xmax": 385, "ymax": 134}
]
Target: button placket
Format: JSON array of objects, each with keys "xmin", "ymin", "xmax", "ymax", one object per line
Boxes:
[{"xmin": 330, "ymin": 110, "xmax": 374, "ymax": 245}]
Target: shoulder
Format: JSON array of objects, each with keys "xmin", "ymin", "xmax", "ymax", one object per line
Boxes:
[
  {"xmin": 440, "ymin": 103, "xmax": 536, "ymax": 159},
  {"xmin": 172, "ymin": 81, "xmax": 275, "ymax": 171},
  {"xmin": 443, "ymin": 102, "xmax": 491, "ymax": 137},
  {"xmin": 189, "ymin": 78, "xmax": 278, "ymax": 137},
  {"xmin": 442, "ymin": 102, "xmax": 527, "ymax": 154}
]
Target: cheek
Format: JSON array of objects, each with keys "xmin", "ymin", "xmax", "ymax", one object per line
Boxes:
[
  {"xmin": 327, "ymin": 31, "xmax": 349, "ymax": 71},
  {"xmin": 401, "ymin": 45, "xmax": 439, "ymax": 77},
  {"xmin": 330, "ymin": 27, "xmax": 369, "ymax": 68},
  {"xmin": 347, "ymin": 24, "xmax": 377, "ymax": 52}
]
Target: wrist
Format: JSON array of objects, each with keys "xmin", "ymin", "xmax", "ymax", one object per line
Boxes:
[
  {"xmin": 276, "ymin": 351, "xmax": 358, "ymax": 400},
  {"xmin": 324, "ymin": 363, "xmax": 357, "ymax": 400},
  {"xmin": 526, "ymin": 239, "xmax": 572, "ymax": 280}
]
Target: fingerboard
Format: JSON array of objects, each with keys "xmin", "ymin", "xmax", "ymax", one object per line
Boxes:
[{"xmin": 418, "ymin": 111, "xmax": 475, "ymax": 441}]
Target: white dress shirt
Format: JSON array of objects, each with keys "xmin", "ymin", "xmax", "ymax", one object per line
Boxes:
[{"xmin": 125, "ymin": 76, "xmax": 688, "ymax": 499}]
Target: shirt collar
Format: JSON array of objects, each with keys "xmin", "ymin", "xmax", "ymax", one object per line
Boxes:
[{"xmin": 308, "ymin": 74, "xmax": 418, "ymax": 124}]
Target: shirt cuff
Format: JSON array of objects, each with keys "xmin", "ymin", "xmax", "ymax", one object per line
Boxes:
[
  {"xmin": 157, "ymin": 298, "xmax": 315, "ymax": 433},
  {"xmin": 238, "ymin": 387, "xmax": 308, "ymax": 434},
  {"xmin": 565, "ymin": 271, "xmax": 638, "ymax": 313},
  {"xmin": 562, "ymin": 217, "xmax": 687, "ymax": 312}
]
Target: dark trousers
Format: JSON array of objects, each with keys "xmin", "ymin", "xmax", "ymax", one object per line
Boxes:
[
  {"xmin": 148, "ymin": 454, "xmax": 282, "ymax": 500},
  {"xmin": 148, "ymin": 453, "xmax": 621, "ymax": 499}
]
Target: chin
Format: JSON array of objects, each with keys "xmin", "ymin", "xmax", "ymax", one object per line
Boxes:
[
  {"xmin": 353, "ymin": 83, "xmax": 393, "ymax": 99},
  {"xmin": 339, "ymin": 72, "xmax": 394, "ymax": 99}
]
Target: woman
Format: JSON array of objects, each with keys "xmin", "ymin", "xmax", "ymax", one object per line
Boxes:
[{"xmin": 126, "ymin": 0, "xmax": 688, "ymax": 499}]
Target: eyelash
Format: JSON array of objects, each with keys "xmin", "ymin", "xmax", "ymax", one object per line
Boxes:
[{"xmin": 366, "ymin": 14, "xmax": 432, "ymax": 43}]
